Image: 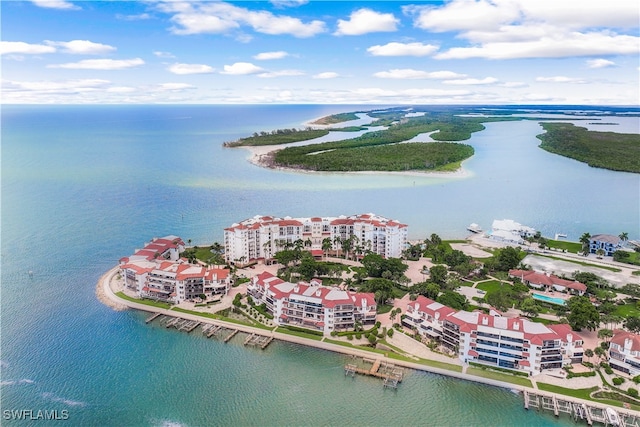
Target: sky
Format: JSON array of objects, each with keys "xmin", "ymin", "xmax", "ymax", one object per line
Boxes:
[{"xmin": 2, "ymin": 0, "xmax": 639, "ymax": 105}]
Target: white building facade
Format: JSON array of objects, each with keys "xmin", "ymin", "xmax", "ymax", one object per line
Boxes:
[
  {"xmin": 247, "ymin": 271, "xmax": 377, "ymax": 334},
  {"xmin": 224, "ymin": 213, "xmax": 408, "ymax": 265},
  {"xmin": 403, "ymin": 296, "xmax": 584, "ymax": 376},
  {"xmin": 609, "ymin": 330, "xmax": 640, "ymax": 376},
  {"xmin": 119, "ymin": 236, "xmax": 231, "ymax": 304}
]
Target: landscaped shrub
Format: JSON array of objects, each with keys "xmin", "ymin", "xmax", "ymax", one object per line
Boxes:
[
  {"xmin": 347, "ymin": 334, "xmax": 353, "ymax": 341},
  {"xmin": 582, "ymin": 361, "xmax": 594, "ymax": 369},
  {"xmin": 355, "ymin": 332, "xmax": 362, "ymax": 339},
  {"xmin": 567, "ymin": 371, "xmax": 596, "ymax": 379},
  {"xmin": 368, "ymin": 334, "xmax": 377, "ymax": 345},
  {"xmin": 605, "ymin": 367, "xmax": 614, "ymax": 375},
  {"xmin": 613, "ymin": 377, "xmax": 625, "ymax": 386},
  {"xmin": 628, "ymin": 388, "xmax": 639, "ymax": 398},
  {"xmin": 387, "ymin": 328, "xmax": 394, "ymax": 338},
  {"xmin": 633, "ymin": 375, "xmax": 640, "ymax": 384},
  {"xmin": 330, "ymin": 331, "xmax": 337, "ymax": 337}
]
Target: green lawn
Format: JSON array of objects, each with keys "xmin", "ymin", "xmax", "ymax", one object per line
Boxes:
[
  {"xmin": 115, "ymin": 292, "xmax": 171, "ymax": 309},
  {"xmin": 276, "ymin": 327, "xmax": 323, "ymax": 341},
  {"xmin": 476, "ymin": 280, "xmax": 506, "ymax": 294},
  {"xmin": 466, "ymin": 367, "xmax": 532, "ymax": 387},
  {"xmin": 537, "ymin": 383, "xmax": 598, "ymax": 400},
  {"xmin": 545, "ymin": 239, "xmax": 582, "ymax": 253},
  {"xmin": 614, "ymin": 303, "xmax": 640, "ymax": 318}
]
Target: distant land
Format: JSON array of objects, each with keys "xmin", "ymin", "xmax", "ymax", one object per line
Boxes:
[
  {"xmin": 537, "ymin": 122, "xmax": 640, "ymax": 173},
  {"xmin": 225, "ymin": 106, "xmax": 640, "ymax": 174}
]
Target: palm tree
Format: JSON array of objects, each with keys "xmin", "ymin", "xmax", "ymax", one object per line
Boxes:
[
  {"xmin": 584, "ymin": 348, "xmax": 594, "ymax": 364},
  {"xmin": 594, "ymin": 346, "xmax": 606, "ymax": 363},
  {"xmin": 619, "ymin": 232, "xmax": 629, "ymax": 247},
  {"xmin": 598, "ymin": 328, "xmax": 613, "ymax": 342},
  {"xmin": 321, "ymin": 238, "xmax": 332, "ymax": 261},
  {"xmin": 579, "ymin": 232, "xmax": 591, "ymax": 256}
]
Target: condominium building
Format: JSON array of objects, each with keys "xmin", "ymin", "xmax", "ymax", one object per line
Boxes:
[
  {"xmin": 119, "ymin": 236, "xmax": 231, "ymax": 304},
  {"xmin": 247, "ymin": 271, "xmax": 377, "ymax": 334},
  {"xmin": 224, "ymin": 213, "xmax": 407, "ymax": 265},
  {"xmin": 589, "ymin": 234, "xmax": 622, "ymax": 256},
  {"xmin": 403, "ymin": 296, "xmax": 584, "ymax": 376},
  {"xmin": 609, "ymin": 330, "xmax": 640, "ymax": 376}
]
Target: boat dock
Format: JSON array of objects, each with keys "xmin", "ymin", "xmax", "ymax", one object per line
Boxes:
[
  {"xmin": 344, "ymin": 358, "xmax": 404, "ymax": 388},
  {"xmin": 223, "ymin": 329, "xmax": 239, "ymax": 343},
  {"xmin": 145, "ymin": 312, "xmax": 162, "ymax": 323},
  {"xmin": 202, "ymin": 324, "xmax": 223, "ymax": 338},
  {"xmin": 523, "ymin": 390, "xmax": 640, "ymax": 426},
  {"xmin": 243, "ymin": 333, "xmax": 274, "ymax": 349}
]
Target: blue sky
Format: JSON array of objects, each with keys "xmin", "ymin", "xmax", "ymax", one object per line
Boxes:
[{"xmin": 2, "ymin": 0, "xmax": 639, "ymax": 104}]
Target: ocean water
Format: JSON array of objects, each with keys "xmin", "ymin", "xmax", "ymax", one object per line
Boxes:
[{"xmin": 1, "ymin": 104, "xmax": 639, "ymax": 426}]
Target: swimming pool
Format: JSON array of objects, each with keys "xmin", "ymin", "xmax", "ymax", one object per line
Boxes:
[{"xmin": 532, "ymin": 293, "xmax": 566, "ymax": 305}]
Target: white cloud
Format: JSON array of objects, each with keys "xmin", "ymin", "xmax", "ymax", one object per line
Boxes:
[
  {"xmin": 586, "ymin": 59, "xmax": 616, "ymax": 69},
  {"xmin": 164, "ymin": 2, "xmax": 326, "ymax": 38},
  {"xmin": 374, "ymin": 69, "xmax": 467, "ymax": 79},
  {"xmin": 536, "ymin": 76, "xmax": 588, "ymax": 84},
  {"xmin": 2, "ymin": 78, "xmax": 110, "ymax": 94},
  {"xmin": 153, "ymin": 51, "xmax": 175, "ymax": 58},
  {"xmin": 44, "ymin": 40, "xmax": 116, "ymax": 55},
  {"xmin": 31, "ymin": 0, "xmax": 79, "ymax": 10},
  {"xmin": 313, "ymin": 72, "xmax": 339, "ymax": 79},
  {"xmin": 153, "ymin": 83, "xmax": 195, "ymax": 91},
  {"xmin": 220, "ymin": 62, "xmax": 264, "ymax": 75},
  {"xmin": 0, "ymin": 41, "xmax": 56, "ymax": 55},
  {"xmin": 168, "ymin": 63, "xmax": 214, "ymax": 75},
  {"xmin": 500, "ymin": 81, "xmax": 528, "ymax": 88},
  {"xmin": 107, "ymin": 86, "xmax": 137, "ymax": 93},
  {"xmin": 334, "ymin": 8, "xmax": 398, "ymax": 36},
  {"xmin": 443, "ymin": 77, "xmax": 499, "ymax": 85},
  {"xmin": 116, "ymin": 13, "xmax": 152, "ymax": 21},
  {"xmin": 270, "ymin": 0, "xmax": 308, "ymax": 7},
  {"xmin": 367, "ymin": 42, "xmax": 438, "ymax": 57},
  {"xmin": 406, "ymin": 0, "xmax": 640, "ymax": 60},
  {"xmin": 435, "ymin": 32, "xmax": 639, "ymax": 59},
  {"xmin": 258, "ymin": 70, "xmax": 304, "ymax": 78},
  {"xmin": 254, "ymin": 51, "xmax": 289, "ymax": 60},
  {"xmin": 48, "ymin": 58, "xmax": 144, "ymax": 70}
]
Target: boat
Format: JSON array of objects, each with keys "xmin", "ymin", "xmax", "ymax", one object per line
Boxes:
[
  {"xmin": 606, "ymin": 407, "xmax": 621, "ymax": 426},
  {"xmin": 467, "ymin": 223, "xmax": 483, "ymax": 233}
]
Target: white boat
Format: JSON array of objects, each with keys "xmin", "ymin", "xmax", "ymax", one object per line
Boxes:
[
  {"xmin": 467, "ymin": 223, "xmax": 483, "ymax": 233},
  {"xmin": 606, "ymin": 407, "xmax": 621, "ymax": 426}
]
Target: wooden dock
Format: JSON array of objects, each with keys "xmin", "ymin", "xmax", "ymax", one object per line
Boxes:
[
  {"xmin": 202, "ymin": 324, "xmax": 222, "ymax": 338},
  {"xmin": 243, "ymin": 333, "xmax": 274, "ymax": 350},
  {"xmin": 343, "ymin": 358, "xmax": 403, "ymax": 388},
  {"xmin": 522, "ymin": 390, "xmax": 640, "ymax": 426},
  {"xmin": 223, "ymin": 329, "xmax": 239, "ymax": 343},
  {"xmin": 145, "ymin": 312, "xmax": 162, "ymax": 324}
]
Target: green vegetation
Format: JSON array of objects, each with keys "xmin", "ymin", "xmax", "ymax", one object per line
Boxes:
[
  {"xmin": 271, "ymin": 113, "xmax": 489, "ymax": 172},
  {"xmin": 224, "ymin": 128, "xmax": 329, "ymax": 146},
  {"xmin": 537, "ymin": 122, "xmax": 640, "ymax": 173},
  {"xmin": 312, "ymin": 112, "xmax": 360, "ymax": 125},
  {"xmin": 476, "ymin": 280, "xmax": 504, "ymax": 294},
  {"xmin": 277, "ymin": 325, "xmax": 324, "ymax": 338},
  {"xmin": 537, "ymin": 383, "xmax": 598, "ymax": 401},
  {"xmin": 466, "ymin": 367, "xmax": 532, "ymax": 387},
  {"xmin": 544, "ymin": 239, "xmax": 582, "ymax": 253},
  {"xmin": 614, "ymin": 303, "xmax": 640, "ymax": 318},
  {"xmin": 614, "ymin": 250, "xmax": 640, "ymax": 266},
  {"xmin": 115, "ymin": 292, "xmax": 171, "ymax": 309},
  {"xmin": 274, "ymin": 139, "xmax": 474, "ymax": 172}
]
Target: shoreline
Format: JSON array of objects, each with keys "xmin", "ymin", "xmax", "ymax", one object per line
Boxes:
[
  {"xmin": 96, "ymin": 265, "xmax": 640, "ymax": 417},
  {"xmin": 242, "ymin": 144, "xmax": 471, "ymax": 179}
]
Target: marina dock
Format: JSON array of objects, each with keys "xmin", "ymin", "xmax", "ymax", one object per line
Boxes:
[
  {"xmin": 523, "ymin": 390, "xmax": 640, "ymax": 426},
  {"xmin": 145, "ymin": 312, "xmax": 162, "ymax": 323},
  {"xmin": 223, "ymin": 329, "xmax": 239, "ymax": 343},
  {"xmin": 243, "ymin": 333, "xmax": 274, "ymax": 349},
  {"xmin": 344, "ymin": 357, "xmax": 404, "ymax": 388}
]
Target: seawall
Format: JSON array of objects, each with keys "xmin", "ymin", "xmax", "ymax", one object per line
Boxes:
[{"xmin": 97, "ymin": 266, "xmax": 640, "ymax": 418}]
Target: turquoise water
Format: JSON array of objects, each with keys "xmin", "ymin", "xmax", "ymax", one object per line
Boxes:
[
  {"xmin": 532, "ymin": 293, "xmax": 567, "ymax": 305},
  {"xmin": 2, "ymin": 105, "xmax": 639, "ymax": 426}
]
